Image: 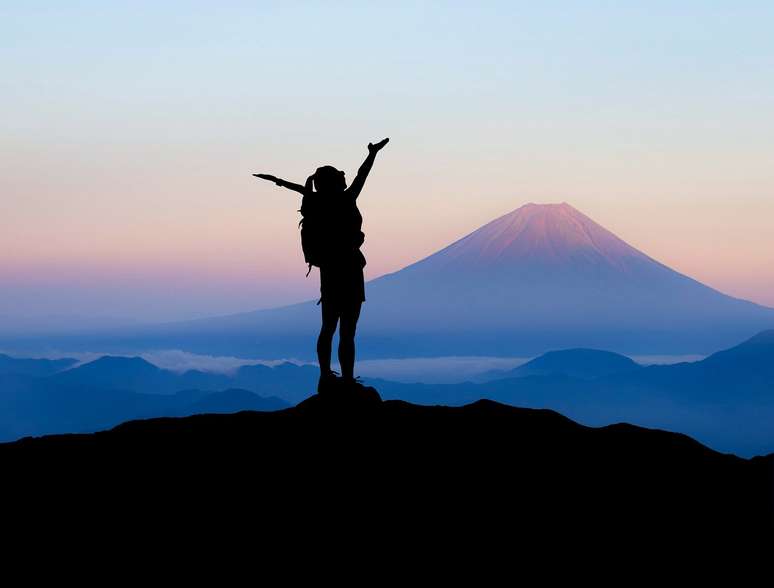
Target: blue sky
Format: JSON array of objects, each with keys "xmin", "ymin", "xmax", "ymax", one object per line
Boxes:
[{"xmin": 2, "ymin": 1, "xmax": 773, "ymax": 324}]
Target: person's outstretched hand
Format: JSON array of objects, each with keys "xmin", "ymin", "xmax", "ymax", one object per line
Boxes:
[
  {"xmin": 368, "ymin": 138, "xmax": 389, "ymax": 154},
  {"xmin": 253, "ymin": 173, "xmax": 279, "ymax": 184}
]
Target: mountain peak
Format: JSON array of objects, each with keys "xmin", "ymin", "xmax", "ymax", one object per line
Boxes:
[
  {"xmin": 67, "ymin": 356, "xmax": 161, "ymax": 375},
  {"xmin": 90, "ymin": 355, "xmax": 158, "ymax": 368},
  {"xmin": 518, "ymin": 201, "xmax": 574, "ymax": 211},
  {"xmin": 513, "ymin": 348, "xmax": 640, "ymax": 380},
  {"xmin": 411, "ymin": 201, "xmax": 652, "ymax": 272}
]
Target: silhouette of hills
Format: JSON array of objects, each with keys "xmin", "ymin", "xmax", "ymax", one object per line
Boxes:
[
  {"xmin": 51, "ymin": 355, "xmax": 234, "ymax": 394},
  {"xmin": 0, "ymin": 356, "xmax": 294, "ymax": 440},
  {"xmin": 185, "ymin": 388, "xmax": 288, "ymax": 414},
  {"xmin": 373, "ymin": 330, "xmax": 774, "ymax": 456},
  {"xmin": 49, "ymin": 355, "xmax": 318, "ymax": 401},
  {"xmin": 476, "ymin": 348, "xmax": 640, "ymax": 381},
  {"xmin": 0, "ymin": 353, "xmax": 77, "ymax": 377},
  {"xmin": 0, "ymin": 383, "xmax": 288, "ymax": 441},
  {"xmin": 55, "ymin": 202, "xmax": 774, "ymax": 359},
  {"xmin": 3, "ymin": 392, "xmax": 771, "ymax": 538},
  {"xmin": 53, "ymin": 355, "xmax": 174, "ymax": 389},
  {"xmin": 2, "ymin": 332, "xmax": 774, "ymax": 455}
]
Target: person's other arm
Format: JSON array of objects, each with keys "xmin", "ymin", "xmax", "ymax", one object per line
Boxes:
[
  {"xmin": 347, "ymin": 138, "xmax": 389, "ymax": 199},
  {"xmin": 253, "ymin": 173, "xmax": 314, "ymax": 195}
]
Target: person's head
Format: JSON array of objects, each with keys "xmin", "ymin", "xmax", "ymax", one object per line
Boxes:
[{"xmin": 314, "ymin": 165, "xmax": 346, "ymax": 193}]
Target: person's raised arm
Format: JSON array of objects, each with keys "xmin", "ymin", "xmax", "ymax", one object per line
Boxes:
[
  {"xmin": 253, "ymin": 173, "xmax": 313, "ymax": 196},
  {"xmin": 347, "ymin": 138, "xmax": 389, "ymax": 199}
]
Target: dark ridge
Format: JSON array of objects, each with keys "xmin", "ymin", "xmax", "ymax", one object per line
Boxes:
[
  {"xmin": 3, "ymin": 387, "xmax": 771, "ymax": 542},
  {"xmin": 0, "ymin": 353, "xmax": 78, "ymax": 377},
  {"xmin": 185, "ymin": 388, "xmax": 289, "ymax": 413},
  {"xmin": 744, "ymin": 329, "xmax": 774, "ymax": 345}
]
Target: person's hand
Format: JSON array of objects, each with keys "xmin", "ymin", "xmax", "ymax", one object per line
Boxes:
[
  {"xmin": 368, "ymin": 138, "xmax": 389, "ymax": 154},
  {"xmin": 253, "ymin": 173, "xmax": 280, "ymax": 184}
]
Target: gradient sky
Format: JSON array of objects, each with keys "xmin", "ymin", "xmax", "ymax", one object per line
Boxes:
[{"xmin": 2, "ymin": 2, "xmax": 773, "ymax": 325}]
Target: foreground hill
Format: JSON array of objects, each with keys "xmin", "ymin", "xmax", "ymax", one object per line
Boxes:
[
  {"xmin": 3, "ymin": 391, "xmax": 772, "ymax": 539},
  {"xmin": 372, "ymin": 330, "xmax": 774, "ymax": 456}
]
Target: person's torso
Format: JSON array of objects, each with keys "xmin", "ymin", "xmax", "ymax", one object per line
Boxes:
[{"xmin": 321, "ymin": 194, "xmax": 365, "ymax": 266}]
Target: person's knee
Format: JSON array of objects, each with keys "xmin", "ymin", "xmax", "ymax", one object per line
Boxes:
[
  {"xmin": 339, "ymin": 323, "xmax": 356, "ymax": 341},
  {"xmin": 339, "ymin": 319, "xmax": 358, "ymax": 340},
  {"xmin": 320, "ymin": 314, "xmax": 338, "ymax": 332},
  {"xmin": 319, "ymin": 326, "xmax": 336, "ymax": 341}
]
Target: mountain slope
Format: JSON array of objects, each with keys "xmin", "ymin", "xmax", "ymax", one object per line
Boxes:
[
  {"xmin": 14, "ymin": 202, "xmax": 774, "ymax": 358},
  {"xmin": 358, "ymin": 203, "xmax": 774, "ymax": 354}
]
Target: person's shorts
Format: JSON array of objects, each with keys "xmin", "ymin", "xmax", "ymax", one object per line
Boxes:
[{"xmin": 320, "ymin": 263, "xmax": 365, "ymax": 308}]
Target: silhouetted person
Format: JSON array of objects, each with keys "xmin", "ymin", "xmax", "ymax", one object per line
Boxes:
[{"xmin": 254, "ymin": 138, "xmax": 389, "ymax": 394}]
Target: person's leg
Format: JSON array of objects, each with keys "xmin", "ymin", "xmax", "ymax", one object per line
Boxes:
[
  {"xmin": 338, "ymin": 302, "xmax": 362, "ymax": 380},
  {"xmin": 317, "ymin": 301, "xmax": 340, "ymax": 375}
]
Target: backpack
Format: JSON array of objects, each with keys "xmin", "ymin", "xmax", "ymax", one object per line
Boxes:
[
  {"xmin": 299, "ymin": 192, "xmax": 325, "ymax": 275},
  {"xmin": 299, "ymin": 192, "xmax": 365, "ymax": 276}
]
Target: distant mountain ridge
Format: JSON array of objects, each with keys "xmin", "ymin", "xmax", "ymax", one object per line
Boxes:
[
  {"xmin": 476, "ymin": 348, "xmax": 640, "ymax": 381},
  {"xmin": 0, "ymin": 355, "xmax": 296, "ymax": 441},
  {"xmin": 0, "ymin": 354, "xmax": 77, "ymax": 377},
  {"xmin": 49, "ymin": 355, "xmax": 317, "ymax": 403}
]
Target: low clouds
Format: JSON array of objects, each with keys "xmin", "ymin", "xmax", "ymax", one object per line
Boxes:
[{"xmin": 2, "ymin": 348, "xmax": 705, "ymax": 382}]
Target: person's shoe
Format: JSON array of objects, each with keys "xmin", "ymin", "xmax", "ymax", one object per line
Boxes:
[
  {"xmin": 340, "ymin": 376, "xmax": 362, "ymax": 391},
  {"xmin": 317, "ymin": 370, "xmax": 340, "ymax": 396}
]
